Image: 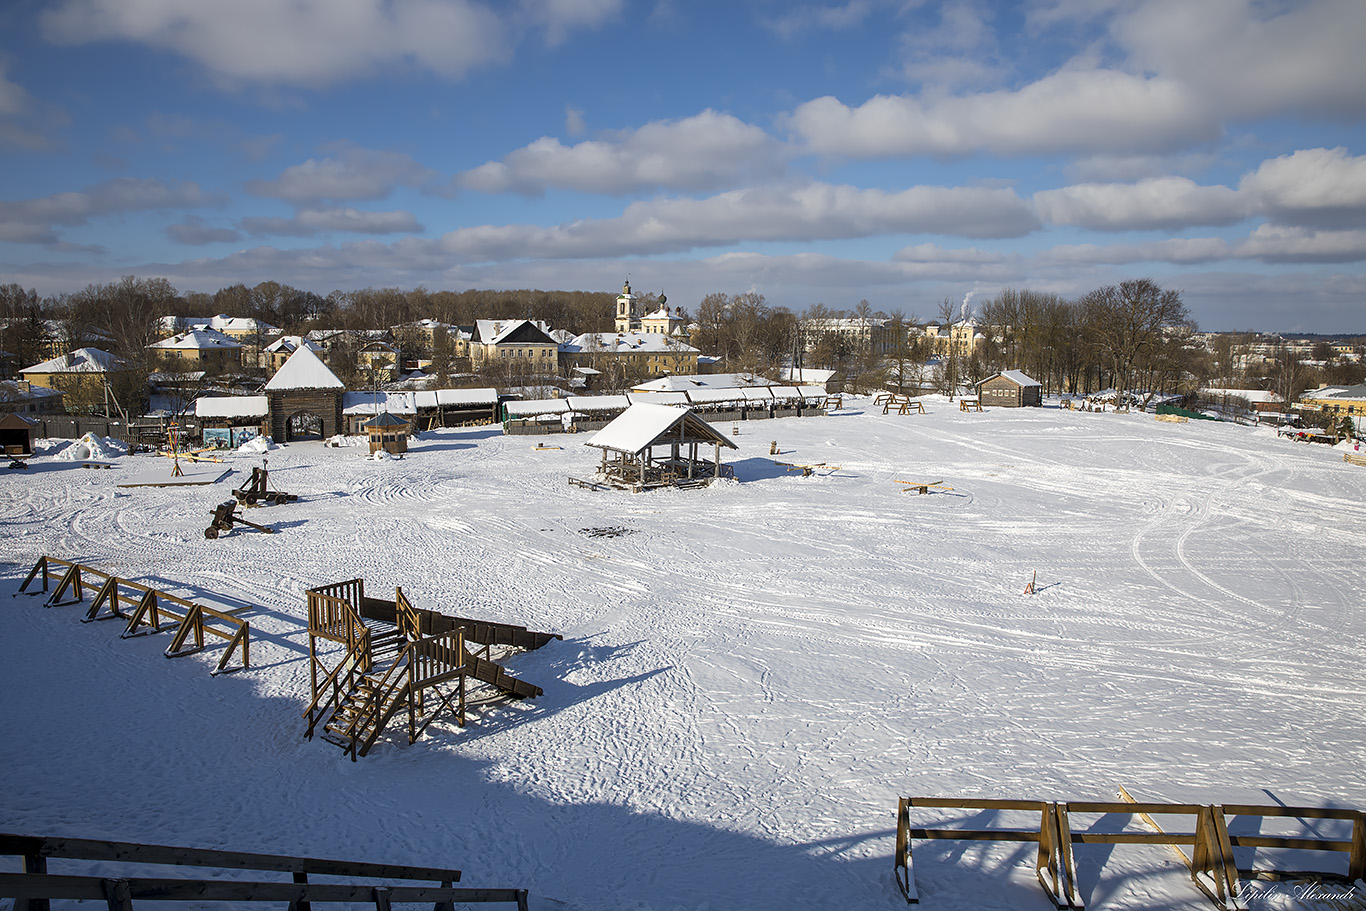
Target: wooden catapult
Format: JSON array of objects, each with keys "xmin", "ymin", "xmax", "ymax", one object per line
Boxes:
[
  {"xmin": 304, "ymin": 579, "xmax": 560, "ymax": 760},
  {"xmin": 206, "ymin": 501, "xmax": 274, "ymax": 539},
  {"xmin": 231, "ymin": 462, "xmax": 298, "ymax": 506},
  {"xmin": 896, "ymin": 790, "xmax": 1366, "ymax": 909},
  {"xmin": 774, "ymin": 460, "xmax": 841, "ymax": 477}
]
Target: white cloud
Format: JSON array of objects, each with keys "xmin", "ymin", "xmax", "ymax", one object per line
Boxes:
[
  {"xmin": 760, "ymin": 2, "xmax": 876, "ymax": 40},
  {"xmin": 432, "ymin": 182, "xmax": 1038, "ymax": 262},
  {"xmin": 247, "ymin": 148, "xmax": 437, "ymax": 202},
  {"xmin": 240, "ymin": 208, "xmax": 423, "ymax": 237},
  {"xmin": 1046, "ymin": 237, "xmax": 1234, "ymax": 265},
  {"xmin": 1114, "ymin": 0, "xmax": 1366, "ymax": 121},
  {"xmin": 564, "ymin": 105, "xmax": 586, "ymax": 137},
  {"xmin": 41, "ymin": 0, "xmax": 511, "ymax": 88},
  {"xmin": 789, "ymin": 69, "xmax": 1214, "ymax": 159},
  {"xmin": 522, "ymin": 0, "xmax": 623, "ymax": 46},
  {"xmin": 457, "ymin": 110, "xmax": 785, "ymax": 195},
  {"xmin": 0, "ymin": 178, "xmax": 216, "ymax": 245},
  {"xmin": 1240, "ymin": 147, "xmax": 1366, "ymax": 230},
  {"xmin": 1034, "ymin": 177, "xmax": 1248, "ymax": 231},
  {"xmin": 1235, "ymin": 225, "xmax": 1366, "ymax": 264}
]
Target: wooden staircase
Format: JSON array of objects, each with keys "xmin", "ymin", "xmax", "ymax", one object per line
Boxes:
[{"xmin": 305, "ymin": 580, "xmax": 558, "ymax": 759}]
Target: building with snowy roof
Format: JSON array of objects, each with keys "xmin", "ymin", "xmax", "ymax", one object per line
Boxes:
[
  {"xmin": 561, "ymin": 331, "xmax": 698, "ymax": 380},
  {"xmin": 263, "ymin": 346, "xmax": 346, "ymax": 441},
  {"xmin": 977, "ymin": 370, "xmax": 1042, "ymax": 407},
  {"xmin": 264, "ymin": 336, "xmax": 324, "ymax": 374},
  {"xmin": 584, "ymin": 403, "xmax": 737, "ymax": 491},
  {"xmin": 148, "ymin": 328, "xmax": 243, "ymax": 374},
  {"xmin": 1300, "ymin": 383, "xmax": 1366, "ymax": 417},
  {"xmin": 469, "ymin": 319, "xmax": 559, "ymax": 370}
]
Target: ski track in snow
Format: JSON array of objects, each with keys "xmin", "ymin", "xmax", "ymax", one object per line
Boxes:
[{"xmin": 2, "ymin": 399, "xmax": 1364, "ymax": 911}]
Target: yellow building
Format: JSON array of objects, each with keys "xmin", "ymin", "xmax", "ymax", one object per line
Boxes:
[
  {"xmin": 147, "ymin": 328, "xmax": 243, "ymax": 373},
  {"xmin": 469, "ymin": 319, "xmax": 559, "ymax": 368},
  {"xmin": 1300, "ymin": 384, "xmax": 1366, "ymax": 416}
]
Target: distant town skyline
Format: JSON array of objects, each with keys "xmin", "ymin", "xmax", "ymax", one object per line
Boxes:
[{"xmin": 1, "ymin": 0, "xmax": 1363, "ymax": 333}]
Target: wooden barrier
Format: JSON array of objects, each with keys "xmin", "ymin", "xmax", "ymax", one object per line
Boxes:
[
  {"xmin": 1157, "ymin": 413, "xmax": 1190, "ymax": 424},
  {"xmin": 896, "ymin": 793, "xmax": 1366, "ymax": 909},
  {"xmin": 14, "ymin": 557, "xmax": 250, "ymax": 675},
  {"xmin": 1344, "ymin": 452, "xmax": 1366, "ymax": 467},
  {"xmin": 0, "ymin": 832, "xmax": 528, "ymax": 911},
  {"xmin": 959, "ymin": 398, "xmax": 982, "ymax": 412}
]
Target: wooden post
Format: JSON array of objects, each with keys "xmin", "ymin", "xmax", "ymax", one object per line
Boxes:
[{"xmin": 18, "ymin": 852, "xmax": 49, "ymax": 911}]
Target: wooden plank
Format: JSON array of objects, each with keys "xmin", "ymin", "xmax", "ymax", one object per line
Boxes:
[{"xmin": 0, "ymin": 874, "xmax": 523, "ymax": 906}]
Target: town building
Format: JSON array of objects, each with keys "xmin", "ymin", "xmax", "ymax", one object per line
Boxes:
[
  {"xmin": 469, "ymin": 319, "xmax": 560, "ymax": 368},
  {"xmin": 561, "ymin": 331, "xmax": 699, "ymax": 379},
  {"xmin": 147, "ymin": 328, "xmax": 243, "ymax": 374}
]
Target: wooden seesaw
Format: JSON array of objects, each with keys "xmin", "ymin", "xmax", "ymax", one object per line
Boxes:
[{"xmin": 894, "ymin": 479, "xmax": 954, "ymax": 495}]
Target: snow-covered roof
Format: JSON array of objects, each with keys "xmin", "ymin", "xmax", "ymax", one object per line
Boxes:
[
  {"xmin": 264, "ymin": 346, "xmax": 345, "ymax": 391},
  {"xmin": 504, "ymin": 399, "xmax": 569, "ymax": 417},
  {"xmin": 412, "ymin": 388, "xmax": 499, "ymax": 408},
  {"xmin": 1202, "ymin": 388, "xmax": 1283, "ymax": 404},
  {"xmin": 634, "ymin": 390, "xmax": 691, "ymax": 406},
  {"xmin": 196, "ymin": 395, "xmax": 269, "ymax": 419},
  {"xmin": 984, "ymin": 370, "xmax": 1041, "ymax": 387},
  {"xmin": 23, "ymin": 347, "xmax": 123, "ymax": 374},
  {"xmin": 565, "ymin": 395, "xmax": 631, "ymax": 413},
  {"xmin": 475, "ymin": 319, "xmax": 556, "ymax": 346},
  {"xmin": 781, "ymin": 367, "xmax": 836, "ymax": 384},
  {"xmin": 562, "ymin": 331, "xmax": 698, "ymax": 354},
  {"xmin": 185, "ymin": 314, "xmax": 278, "ymax": 334},
  {"xmin": 1303, "ymin": 383, "xmax": 1366, "ymax": 402},
  {"xmin": 148, "ymin": 328, "xmax": 242, "ymax": 351},
  {"xmin": 0, "ymin": 380, "xmax": 63, "ymax": 404},
  {"xmin": 343, "ymin": 392, "xmax": 417, "ymax": 415},
  {"xmin": 265, "ymin": 335, "xmax": 322, "ymax": 354},
  {"xmin": 741, "ymin": 388, "xmax": 774, "ymax": 402},
  {"xmin": 685, "ymin": 388, "xmax": 750, "ymax": 405},
  {"xmin": 633, "ymin": 373, "xmax": 765, "ymax": 392},
  {"xmin": 586, "ymin": 403, "xmax": 737, "ymax": 456},
  {"xmin": 797, "ymin": 385, "xmax": 829, "ymax": 400}
]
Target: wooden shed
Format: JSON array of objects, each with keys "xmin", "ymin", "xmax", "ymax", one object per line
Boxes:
[
  {"xmin": 1, "ymin": 412, "xmax": 38, "ymax": 458},
  {"xmin": 978, "ymin": 370, "xmax": 1042, "ymax": 407},
  {"xmin": 584, "ymin": 403, "xmax": 737, "ymax": 491},
  {"xmin": 364, "ymin": 411, "xmax": 410, "ymax": 454}
]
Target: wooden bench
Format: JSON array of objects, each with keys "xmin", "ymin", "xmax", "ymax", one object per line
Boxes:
[{"xmin": 959, "ymin": 398, "xmax": 982, "ymax": 412}]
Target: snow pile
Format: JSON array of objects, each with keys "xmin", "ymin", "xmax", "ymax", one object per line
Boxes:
[
  {"xmin": 52, "ymin": 432, "xmax": 125, "ymax": 461},
  {"xmin": 237, "ymin": 435, "xmax": 276, "ymax": 453},
  {"xmin": 327, "ymin": 434, "xmax": 364, "ymax": 447},
  {"xmin": 366, "ymin": 449, "xmax": 392, "ymax": 460}
]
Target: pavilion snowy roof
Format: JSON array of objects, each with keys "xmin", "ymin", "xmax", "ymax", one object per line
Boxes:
[
  {"xmin": 264, "ymin": 346, "xmax": 345, "ymax": 391},
  {"xmin": 585, "ymin": 403, "xmax": 737, "ymax": 456}
]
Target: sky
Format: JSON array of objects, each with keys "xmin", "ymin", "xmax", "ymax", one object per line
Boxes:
[{"xmin": 1, "ymin": 0, "xmax": 1364, "ymax": 333}]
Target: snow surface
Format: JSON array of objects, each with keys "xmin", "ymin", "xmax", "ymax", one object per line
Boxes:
[{"xmin": 2, "ymin": 396, "xmax": 1364, "ymax": 910}]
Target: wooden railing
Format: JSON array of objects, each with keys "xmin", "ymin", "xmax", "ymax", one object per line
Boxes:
[
  {"xmin": 301, "ymin": 633, "xmax": 370, "ymax": 743},
  {"xmin": 0, "ymin": 832, "xmax": 528, "ymax": 910},
  {"xmin": 334, "ymin": 629, "xmax": 470, "ymax": 760},
  {"xmin": 14, "ymin": 557, "xmax": 250, "ymax": 675},
  {"xmin": 896, "ymin": 793, "xmax": 1366, "ymax": 909}
]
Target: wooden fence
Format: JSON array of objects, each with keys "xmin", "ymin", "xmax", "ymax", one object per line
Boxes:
[
  {"xmin": 14, "ymin": 557, "xmax": 250, "ymax": 675},
  {"xmin": 896, "ymin": 793, "xmax": 1365, "ymax": 909},
  {"xmin": 0, "ymin": 831, "xmax": 527, "ymax": 911}
]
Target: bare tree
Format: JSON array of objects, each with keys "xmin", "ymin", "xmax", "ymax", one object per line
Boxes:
[{"xmin": 1082, "ymin": 279, "xmax": 1190, "ymax": 402}]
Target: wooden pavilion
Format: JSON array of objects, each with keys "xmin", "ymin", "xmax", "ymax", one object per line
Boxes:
[
  {"xmin": 364, "ymin": 411, "xmax": 410, "ymax": 455},
  {"xmin": 584, "ymin": 402, "xmax": 737, "ymax": 491}
]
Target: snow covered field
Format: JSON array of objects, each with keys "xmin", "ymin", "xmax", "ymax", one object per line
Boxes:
[{"xmin": 2, "ymin": 397, "xmax": 1364, "ymax": 910}]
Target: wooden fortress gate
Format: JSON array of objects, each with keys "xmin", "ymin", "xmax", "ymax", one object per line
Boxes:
[
  {"xmin": 896, "ymin": 794, "xmax": 1366, "ymax": 909},
  {"xmin": 304, "ymin": 579, "xmax": 559, "ymax": 760}
]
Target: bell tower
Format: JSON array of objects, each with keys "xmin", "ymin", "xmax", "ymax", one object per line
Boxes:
[{"xmin": 615, "ymin": 279, "xmax": 639, "ymax": 333}]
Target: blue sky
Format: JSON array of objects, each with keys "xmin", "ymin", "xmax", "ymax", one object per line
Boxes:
[{"xmin": 1, "ymin": 0, "xmax": 1364, "ymax": 332}]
